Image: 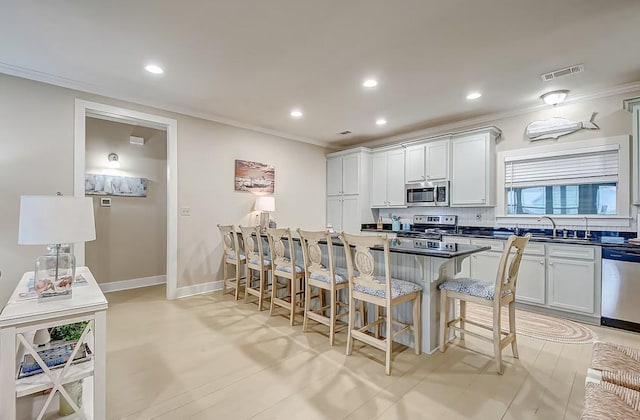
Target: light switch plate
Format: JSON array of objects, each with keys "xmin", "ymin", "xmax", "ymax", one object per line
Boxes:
[
  {"xmin": 100, "ymin": 197, "xmax": 111, "ymax": 207},
  {"xmin": 180, "ymin": 207, "xmax": 191, "ymax": 216}
]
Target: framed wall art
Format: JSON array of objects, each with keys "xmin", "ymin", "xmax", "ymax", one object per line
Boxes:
[
  {"xmin": 234, "ymin": 159, "xmax": 275, "ymax": 193},
  {"xmin": 85, "ymin": 174, "xmax": 148, "ymax": 197}
]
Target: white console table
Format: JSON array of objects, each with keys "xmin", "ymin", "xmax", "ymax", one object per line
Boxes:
[{"xmin": 0, "ymin": 267, "xmax": 108, "ymax": 420}]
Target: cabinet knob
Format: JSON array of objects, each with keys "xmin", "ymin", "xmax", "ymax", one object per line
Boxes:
[
  {"xmin": 539, "ymin": 260, "xmax": 544, "ymax": 265},
  {"xmin": 548, "ymin": 262, "xmax": 553, "ymax": 266}
]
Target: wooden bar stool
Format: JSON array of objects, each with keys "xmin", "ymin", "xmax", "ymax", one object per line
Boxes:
[
  {"xmin": 341, "ymin": 233, "xmax": 423, "ymax": 376},
  {"xmin": 217, "ymin": 224, "xmax": 246, "ymax": 300},
  {"xmin": 297, "ymin": 229, "xmax": 352, "ymax": 346},
  {"xmin": 439, "ymin": 233, "xmax": 530, "ymax": 374},
  {"xmin": 266, "ymin": 228, "xmax": 305, "ymax": 326},
  {"xmin": 239, "ymin": 225, "xmax": 272, "ymax": 311}
]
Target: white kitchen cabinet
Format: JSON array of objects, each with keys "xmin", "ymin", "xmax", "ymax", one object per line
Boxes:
[
  {"xmin": 625, "ymin": 97, "xmax": 640, "ymax": 204},
  {"xmin": 450, "ymin": 128, "xmax": 500, "ymax": 207},
  {"xmin": 547, "ymin": 243, "xmax": 598, "ymax": 315},
  {"xmin": 405, "ymin": 138, "xmax": 449, "ymax": 183},
  {"xmin": 470, "ymin": 251, "xmax": 502, "ymax": 283},
  {"xmin": 371, "ymin": 148, "xmax": 405, "ymax": 208},
  {"xmin": 326, "ymin": 195, "xmax": 361, "ymax": 234},
  {"xmin": 326, "ymin": 148, "xmax": 373, "ymax": 233},
  {"xmin": 327, "ymin": 152, "xmax": 361, "ymax": 196},
  {"xmin": 516, "ymin": 255, "xmax": 546, "ymax": 305}
]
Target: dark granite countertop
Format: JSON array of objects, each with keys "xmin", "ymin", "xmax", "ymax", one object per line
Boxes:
[
  {"xmin": 361, "ymin": 225, "xmax": 637, "ymax": 247},
  {"xmin": 329, "ymin": 237, "xmax": 489, "ymax": 258}
]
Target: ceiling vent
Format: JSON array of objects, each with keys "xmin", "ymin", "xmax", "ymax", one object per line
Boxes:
[
  {"xmin": 540, "ymin": 64, "xmax": 584, "ymax": 82},
  {"xmin": 339, "ymin": 130, "xmax": 352, "ymax": 135}
]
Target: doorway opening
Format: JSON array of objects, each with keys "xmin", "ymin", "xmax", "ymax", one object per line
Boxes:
[{"xmin": 74, "ymin": 99, "xmax": 178, "ymax": 299}]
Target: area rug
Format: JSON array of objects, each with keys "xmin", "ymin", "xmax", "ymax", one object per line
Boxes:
[{"xmin": 462, "ymin": 303, "xmax": 597, "ymax": 344}]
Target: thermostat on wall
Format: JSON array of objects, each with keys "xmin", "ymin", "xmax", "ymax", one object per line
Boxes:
[{"xmin": 100, "ymin": 197, "xmax": 111, "ymax": 207}]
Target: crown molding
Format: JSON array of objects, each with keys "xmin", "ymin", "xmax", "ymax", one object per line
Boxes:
[
  {"xmin": 358, "ymin": 81, "xmax": 640, "ymax": 149},
  {"xmin": 0, "ymin": 61, "xmax": 330, "ymax": 148}
]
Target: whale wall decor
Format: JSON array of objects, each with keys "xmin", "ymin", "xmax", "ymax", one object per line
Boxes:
[{"xmin": 525, "ymin": 112, "xmax": 599, "ymax": 141}]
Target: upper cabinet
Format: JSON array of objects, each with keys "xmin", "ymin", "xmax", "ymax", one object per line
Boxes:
[
  {"xmin": 450, "ymin": 128, "xmax": 500, "ymax": 207},
  {"xmin": 371, "ymin": 148, "xmax": 405, "ymax": 207},
  {"xmin": 326, "ymin": 148, "xmax": 373, "ymax": 232},
  {"xmin": 405, "ymin": 138, "xmax": 449, "ymax": 183},
  {"xmin": 327, "ymin": 150, "xmax": 364, "ymax": 196},
  {"xmin": 625, "ymin": 97, "xmax": 640, "ymax": 204}
]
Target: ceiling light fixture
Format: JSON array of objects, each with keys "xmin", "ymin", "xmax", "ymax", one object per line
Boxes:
[
  {"xmin": 144, "ymin": 64, "xmax": 164, "ymax": 74},
  {"xmin": 375, "ymin": 118, "xmax": 387, "ymax": 126},
  {"xmin": 541, "ymin": 90, "xmax": 569, "ymax": 106},
  {"xmin": 466, "ymin": 92, "xmax": 482, "ymax": 100},
  {"xmin": 290, "ymin": 109, "xmax": 303, "ymax": 118},
  {"xmin": 107, "ymin": 153, "xmax": 120, "ymax": 168},
  {"xmin": 362, "ymin": 79, "xmax": 378, "ymax": 88}
]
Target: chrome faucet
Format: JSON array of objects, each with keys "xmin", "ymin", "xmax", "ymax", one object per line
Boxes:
[
  {"xmin": 584, "ymin": 216, "xmax": 591, "ymax": 239},
  {"xmin": 538, "ymin": 216, "xmax": 557, "ymax": 238}
]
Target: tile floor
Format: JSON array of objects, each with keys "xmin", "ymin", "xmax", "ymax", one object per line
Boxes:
[{"xmin": 104, "ymin": 286, "xmax": 640, "ymax": 419}]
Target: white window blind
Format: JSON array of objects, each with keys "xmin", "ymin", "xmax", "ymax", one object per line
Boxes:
[{"xmin": 505, "ymin": 145, "xmax": 619, "ymax": 187}]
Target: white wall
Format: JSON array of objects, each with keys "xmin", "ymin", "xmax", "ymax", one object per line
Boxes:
[
  {"xmin": 0, "ymin": 74, "xmax": 327, "ymax": 305},
  {"xmin": 373, "ymin": 90, "xmax": 640, "ymax": 231}
]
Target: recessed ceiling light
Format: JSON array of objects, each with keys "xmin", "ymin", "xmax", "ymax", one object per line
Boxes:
[
  {"xmin": 376, "ymin": 118, "xmax": 387, "ymax": 126},
  {"xmin": 363, "ymin": 79, "xmax": 378, "ymax": 88},
  {"xmin": 145, "ymin": 64, "xmax": 164, "ymax": 74},
  {"xmin": 290, "ymin": 109, "xmax": 303, "ymax": 118},
  {"xmin": 466, "ymin": 92, "xmax": 482, "ymax": 100}
]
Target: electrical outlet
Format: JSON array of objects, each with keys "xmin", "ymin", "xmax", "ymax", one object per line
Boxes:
[{"xmin": 180, "ymin": 207, "xmax": 191, "ymax": 217}]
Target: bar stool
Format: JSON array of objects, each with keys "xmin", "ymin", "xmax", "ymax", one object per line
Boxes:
[
  {"xmin": 217, "ymin": 224, "xmax": 246, "ymax": 300},
  {"xmin": 439, "ymin": 233, "xmax": 530, "ymax": 374},
  {"xmin": 266, "ymin": 228, "xmax": 305, "ymax": 326},
  {"xmin": 341, "ymin": 233, "xmax": 423, "ymax": 376},
  {"xmin": 298, "ymin": 229, "xmax": 353, "ymax": 345},
  {"xmin": 239, "ymin": 225, "xmax": 271, "ymax": 311}
]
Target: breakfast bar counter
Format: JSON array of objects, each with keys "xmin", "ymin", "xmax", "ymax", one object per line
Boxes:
[{"xmin": 325, "ymin": 237, "xmax": 489, "ymax": 354}]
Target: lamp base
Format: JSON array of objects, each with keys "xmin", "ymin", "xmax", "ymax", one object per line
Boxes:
[
  {"xmin": 259, "ymin": 212, "xmax": 270, "ymax": 233},
  {"xmin": 34, "ymin": 250, "xmax": 76, "ymax": 300}
]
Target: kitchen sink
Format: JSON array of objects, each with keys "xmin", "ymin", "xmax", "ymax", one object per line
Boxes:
[{"xmin": 529, "ymin": 235, "xmax": 592, "ymax": 244}]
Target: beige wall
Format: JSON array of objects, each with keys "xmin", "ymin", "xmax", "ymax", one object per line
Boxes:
[
  {"xmin": 84, "ymin": 118, "xmax": 167, "ymax": 284},
  {"xmin": 0, "ymin": 74, "xmax": 328, "ymax": 306}
]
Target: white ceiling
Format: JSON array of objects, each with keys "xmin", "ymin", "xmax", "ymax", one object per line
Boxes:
[{"xmin": 2, "ymin": 0, "xmax": 640, "ymax": 147}]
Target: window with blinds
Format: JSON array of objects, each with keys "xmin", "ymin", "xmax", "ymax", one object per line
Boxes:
[{"xmin": 505, "ymin": 144, "xmax": 619, "ymax": 215}]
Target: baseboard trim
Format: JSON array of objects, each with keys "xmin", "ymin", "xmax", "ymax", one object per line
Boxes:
[
  {"xmin": 100, "ymin": 275, "xmax": 166, "ymax": 293},
  {"xmin": 174, "ymin": 280, "xmax": 223, "ymax": 299}
]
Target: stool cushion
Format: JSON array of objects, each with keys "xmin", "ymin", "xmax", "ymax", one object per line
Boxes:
[
  {"xmin": 226, "ymin": 253, "xmax": 246, "ymax": 262},
  {"xmin": 354, "ymin": 277, "xmax": 422, "ymax": 299},
  {"xmin": 249, "ymin": 257, "xmax": 271, "ymax": 266},
  {"xmin": 438, "ymin": 278, "xmax": 511, "ymax": 300},
  {"xmin": 309, "ymin": 271, "xmax": 347, "ymax": 284},
  {"xmin": 275, "ymin": 264, "xmax": 304, "ymax": 274}
]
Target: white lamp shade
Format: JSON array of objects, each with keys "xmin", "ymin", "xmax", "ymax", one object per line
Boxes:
[
  {"xmin": 254, "ymin": 196, "xmax": 275, "ymax": 212},
  {"xmin": 18, "ymin": 195, "xmax": 96, "ymax": 245}
]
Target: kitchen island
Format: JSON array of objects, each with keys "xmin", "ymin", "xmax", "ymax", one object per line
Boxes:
[{"xmin": 324, "ymin": 236, "xmax": 489, "ymax": 354}]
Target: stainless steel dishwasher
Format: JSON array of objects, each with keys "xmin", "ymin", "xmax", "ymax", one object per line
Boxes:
[{"xmin": 601, "ymin": 247, "xmax": 640, "ymax": 332}]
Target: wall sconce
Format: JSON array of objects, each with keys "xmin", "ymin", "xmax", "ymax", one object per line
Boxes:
[
  {"xmin": 541, "ymin": 90, "xmax": 569, "ymax": 106},
  {"xmin": 107, "ymin": 153, "xmax": 120, "ymax": 168}
]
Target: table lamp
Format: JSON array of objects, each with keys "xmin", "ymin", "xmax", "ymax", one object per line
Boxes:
[
  {"xmin": 18, "ymin": 195, "xmax": 96, "ymax": 299},
  {"xmin": 254, "ymin": 196, "xmax": 275, "ymax": 232}
]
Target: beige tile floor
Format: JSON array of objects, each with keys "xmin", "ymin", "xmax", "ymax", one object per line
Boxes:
[{"xmin": 105, "ymin": 286, "xmax": 640, "ymax": 420}]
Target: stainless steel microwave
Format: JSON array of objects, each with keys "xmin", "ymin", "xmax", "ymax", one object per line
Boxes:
[{"xmin": 405, "ymin": 181, "xmax": 449, "ymax": 207}]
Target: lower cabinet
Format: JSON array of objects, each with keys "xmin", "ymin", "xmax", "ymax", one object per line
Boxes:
[
  {"xmin": 548, "ymin": 257, "xmax": 596, "ymax": 314},
  {"xmin": 440, "ymin": 236, "xmax": 600, "ymax": 317},
  {"xmin": 516, "ymin": 255, "xmax": 546, "ymax": 305}
]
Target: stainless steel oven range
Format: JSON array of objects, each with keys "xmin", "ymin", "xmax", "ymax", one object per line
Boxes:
[{"xmin": 396, "ymin": 215, "xmax": 457, "ymax": 241}]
